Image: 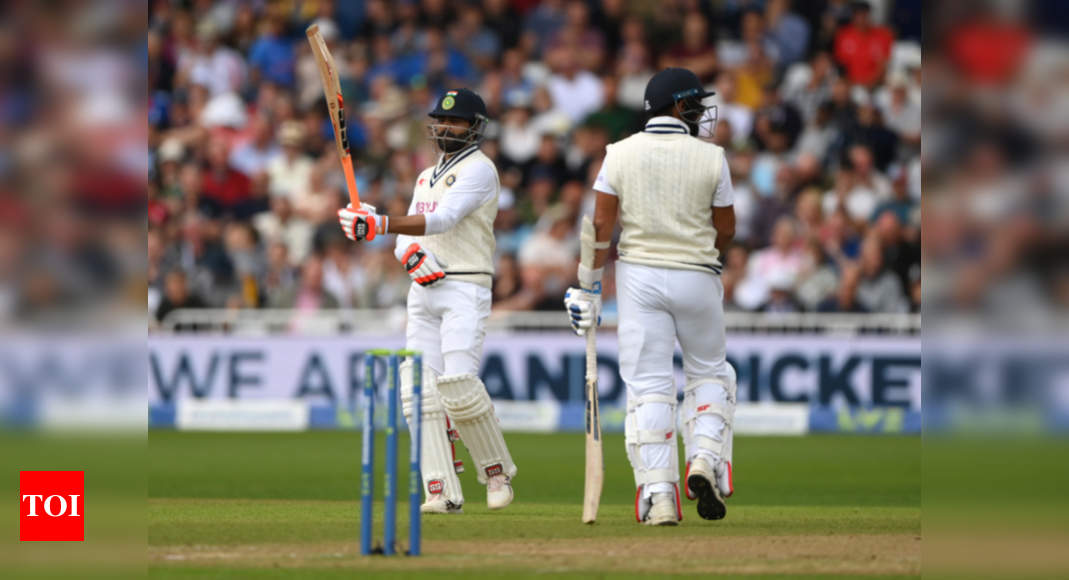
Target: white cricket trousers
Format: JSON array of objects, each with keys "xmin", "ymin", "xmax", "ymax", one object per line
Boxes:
[
  {"xmin": 617, "ymin": 261, "xmax": 733, "ymax": 496},
  {"xmin": 406, "ymin": 279, "xmax": 491, "ymax": 376}
]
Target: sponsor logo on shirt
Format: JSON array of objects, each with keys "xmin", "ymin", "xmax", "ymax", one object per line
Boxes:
[{"xmin": 416, "ymin": 201, "xmax": 438, "ymax": 214}]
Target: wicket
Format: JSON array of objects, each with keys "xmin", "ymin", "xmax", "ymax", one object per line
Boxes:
[{"xmin": 362, "ymin": 349, "xmax": 422, "ymax": 556}]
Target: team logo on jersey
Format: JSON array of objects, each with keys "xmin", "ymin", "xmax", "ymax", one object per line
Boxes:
[
  {"xmin": 442, "ymin": 96, "xmax": 455, "ymax": 110},
  {"xmin": 445, "ymin": 174, "xmax": 456, "ymax": 186}
]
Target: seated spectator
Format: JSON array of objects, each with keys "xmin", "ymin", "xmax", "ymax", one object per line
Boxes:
[
  {"xmin": 545, "ymin": 47, "xmax": 604, "ymax": 124},
  {"xmin": 199, "ymin": 139, "xmax": 262, "ymax": 219},
  {"xmin": 872, "ymin": 209, "xmax": 920, "ymax": 303},
  {"xmin": 833, "ymin": 1, "xmax": 893, "ymax": 87},
  {"xmin": 711, "ymin": 71, "xmax": 754, "ymax": 148},
  {"xmin": 823, "ymin": 145, "xmax": 892, "ymax": 224},
  {"xmin": 793, "ymin": 101, "xmax": 837, "ymax": 163},
  {"xmin": 223, "ymin": 221, "xmax": 266, "ymax": 307},
  {"xmin": 765, "ymin": 0, "xmax": 810, "ymax": 68},
  {"xmin": 844, "ymin": 102, "xmax": 898, "ymax": 173},
  {"xmin": 155, "ymin": 270, "xmax": 208, "ymax": 324},
  {"xmin": 322, "ymin": 232, "xmax": 370, "ymax": 308},
  {"xmin": 783, "ymin": 50, "xmax": 837, "ymax": 121},
  {"xmin": 818, "ymin": 263, "xmax": 867, "ymax": 313},
  {"xmin": 663, "ymin": 11, "xmax": 719, "ymax": 83},
  {"xmin": 500, "ymin": 99, "xmax": 542, "ymax": 165},
  {"xmin": 248, "ymin": 14, "xmax": 295, "ymax": 88},
  {"xmin": 266, "ymin": 121, "xmax": 315, "ymax": 214},
  {"xmin": 736, "ymin": 216, "xmax": 805, "ymax": 309},
  {"xmin": 493, "ymin": 253, "xmax": 523, "ymax": 305},
  {"xmin": 759, "ymin": 270, "xmax": 803, "ymax": 313},
  {"xmin": 855, "ymin": 233, "xmax": 908, "ymax": 312},
  {"xmin": 877, "ymin": 74, "xmax": 920, "ymax": 149},
  {"xmin": 795, "ymin": 239, "xmax": 840, "ymax": 311},
  {"xmin": 262, "ymin": 240, "xmax": 296, "ymax": 308},
  {"xmin": 270, "ymin": 255, "xmax": 339, "ymax": 310},
  {"xmin": 229, "ymin": 115, "xmax": 280, "ymax": 178}
]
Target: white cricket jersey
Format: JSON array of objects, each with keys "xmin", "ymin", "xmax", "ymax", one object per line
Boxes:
[
  {"xmin": 396, "ymin": 145, "xmax": 500, "ymax": 288},
  {"xmin": 594, "ymin": 116, "xmax": 733, "ymax": 274}
]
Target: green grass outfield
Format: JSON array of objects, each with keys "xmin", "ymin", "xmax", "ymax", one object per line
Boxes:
[{"xmin": 149, "ymin": 431, "xmax": 920, "ymax": 578}]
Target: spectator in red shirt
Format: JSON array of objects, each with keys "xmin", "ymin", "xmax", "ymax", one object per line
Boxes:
[
  {"xmin": 833, "ymin": 1, "xmax": 893, "ymax": 87},
  {"xmin": 199, "ymin": 139, "xmax": 263, "ymax": 219}
]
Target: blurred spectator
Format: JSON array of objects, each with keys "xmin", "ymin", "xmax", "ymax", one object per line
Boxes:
[
  {"xmin": 818, "ymin": 263, "xmax": 866, "ymax": 313},
  {"xmin": 737, "ymin": 217, "xmax": 806, "ymax": 309},
  {"xmin": 872, "ymin": 210, "xmax": 920, "ymax": 308},
  {"xmin": 322, "ymin": 233, "xmax": 370, "ymax": 308},
  {"xmin": 855, "ymin": 232, "xmax": 908, "ymax": 312},
  {"xmin": 270, "ymin": 255, "xmax": 339, "ymax": 309},
  {"xmin": 546, "ymin": 46, "xmax": 604, "ymax": 124},
  {"xmin": 229, "ymin": 115, "xmax": 280, "ymax": 177},
  {"xmin": 823, "ymin": 145, "xmax": 891, "ymax": 224},
  {"xmin": 765, "ymin": 0, "xmax": 810, "ymax": 68},
  {"xmin": 759, "ymin": 270, "xmax": 803, "ymax": 313},
  {"xmin": 795, "ymin": 239, "xmax": 840, "ymax": 311},
  {"xmin": 199, "ymin": 139, "xmax": 260, "ymax": 219},
  {"xmin": 179, "ymin": 20, "xmax": 246, "ymax": 97},
  {"xmin": 265, "ymin": 120, "xmax": 315, "ymax": 212},
  {"xmin": 833, "ymin": 1, "xmax": 893, "ymax": 87},
  {"xmin": 876, "ymin": 74, "xmax": 920, "ymax": 148},
  {"xmin": 155, "ymin": 270, "xmax": 208, "ymax": 323},
  {"xmin": 844, "ymin": 101, "xmax": 898, "ymax": 173},
  {"xmin": 663, "ymin": 11, "xmax": 718, "ymax": 83},
  {"xmin": 782, "ymin": 51, "xmax": 836, "ymax": 124},
  {"xmin": 713, "ymin": 71, "xmax": 753, "ymax": 149},
  {"xmin": 248, "ymin": 14, "xmax": 295, "ymax": 88}
]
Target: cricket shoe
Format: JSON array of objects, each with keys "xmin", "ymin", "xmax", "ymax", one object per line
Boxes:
[
  {"xmin": 486, "ymin": 474, "xmax": 513, "ymax": 510},
  {"xmin": 421, "ymin": 494, "xmax": 463, "ymax": 514},
  {"xmin": 635, "ymin": 484, "xmax": 682, "ymax": 526},
  {"xmin": 687, "ymin": 456, "xmax": 729, "ymax": 520}
]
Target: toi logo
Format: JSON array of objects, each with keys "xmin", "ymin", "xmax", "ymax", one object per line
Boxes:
[{"xmin": 19, "ymin": 471, "xmax": 84, "ymax": 541}]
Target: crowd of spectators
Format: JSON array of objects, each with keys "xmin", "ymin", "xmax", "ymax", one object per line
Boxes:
[{"xmin": 148, "ymin": 0, "xmax": 922, "ymax": 328}]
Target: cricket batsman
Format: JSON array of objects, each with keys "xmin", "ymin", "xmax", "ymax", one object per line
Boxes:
[
  {"xmin": 565, "ymin": 68, "xmax": 737, "ymax": 525},
  {"xmin": 338, "ymin": 88, "xmax": 516, "ymax": 513}
]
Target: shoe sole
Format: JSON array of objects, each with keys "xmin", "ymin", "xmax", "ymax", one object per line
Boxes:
[
  {"xmin": 646, "ymin": 518, "xmax": 679, "ymax": 526},
  {"xmin": 687, "ymin": 473, "xmax": 726, "ymax": 520}
]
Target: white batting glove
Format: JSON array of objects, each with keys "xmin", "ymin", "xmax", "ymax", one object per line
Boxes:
[
  {"xmin": 400, "ymin": 243, "xmax": 446, "ymax": 286},
  {"xmin": 564, "ymin": 285, "xmax": 601, "ymax": 336},
  {"xmin": 337, "ymin": 203, "xmax": 388, "ymax": 241}
]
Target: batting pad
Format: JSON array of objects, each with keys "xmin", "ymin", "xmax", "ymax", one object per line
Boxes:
[
  {"xmin": 436, "ymin": 373, "xmax": 517, "ymax": 484},
  {"xmin": 682, "ymin": 375, "xmax": 736, "ymax": 466},
  {"xmin": 401, "ymin": 359, "xmax": 464, "ymax": 505}
]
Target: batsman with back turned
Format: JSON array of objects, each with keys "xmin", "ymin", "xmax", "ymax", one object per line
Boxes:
[
  {"xmin": 338, "ymin": 88, "xmax": 517, "ymax": 514},
  {"xmin": 566, "ymin": 68, "xmax": 738, "ymax": 525}
]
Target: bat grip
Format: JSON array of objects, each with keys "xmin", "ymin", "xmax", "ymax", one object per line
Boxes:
[
  {"xmin": 585, "ymin": 330, "xmax": 596, "ymax": 380},
  {"xmin": 342, "ymin": 156, "xmax": 361, "ymax": 207}
]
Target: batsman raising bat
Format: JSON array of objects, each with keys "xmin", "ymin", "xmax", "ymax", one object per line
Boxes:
[
  {"xmin": 338, "ymin": 88, "xmax": 517, "ymax": 514},
  {"xmin": 565, "ymin": 68, "xmax": 737, "ymax": 525}
]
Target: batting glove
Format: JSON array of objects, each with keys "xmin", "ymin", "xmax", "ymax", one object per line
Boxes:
[
  {"xmin": 338, "ymin": 203, "xmax": 388, "ymax": 241},
  {"xmin": 564, "ymin": 285, "xmax": 601, "ymax": 336},
  {"xmin": 401, "ymin": 243, "xmax": 446, "ymax": 286}
]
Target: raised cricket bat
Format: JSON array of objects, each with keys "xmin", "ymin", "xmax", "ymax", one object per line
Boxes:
[
  {"xmin": 306, "ymin": 24, "xmax": 361, "ymax": 208},
  {"xmin": 580, "ymin": 216, "xmax": 603, "ymax": 524}
]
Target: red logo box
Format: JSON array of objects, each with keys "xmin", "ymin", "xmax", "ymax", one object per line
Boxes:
[{"xmin": 19, "ymin": 471, "xmax": 84, "ymax": 541}]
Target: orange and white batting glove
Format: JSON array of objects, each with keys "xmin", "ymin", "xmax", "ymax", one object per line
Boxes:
[
  {"xmin": 337, "ymin": 203, "xmax": 388, "ymax": 242},
  {"xmin": 401, "ymin": 243, "xmax": 446, "ymax": 286}
]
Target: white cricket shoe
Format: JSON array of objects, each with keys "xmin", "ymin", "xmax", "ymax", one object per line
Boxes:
[
  {"xmin": 646, "ymin": 492, "xmax": 680, "ymax": 526},
  {"xmin": 486, "ymin": 474, "xmax": 513, "ymax": 510},
  {"xmin": 687, "ymin": 456, "xmax": 726, "ymax": 520},
  {"xmin": 420, "ymin": 494, "xmax": 463, "ymax": 514}
]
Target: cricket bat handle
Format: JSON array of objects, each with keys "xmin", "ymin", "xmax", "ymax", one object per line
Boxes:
[{"xmin": 341, "ymin": 155, "xmax": 360, "ymax": 207}]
